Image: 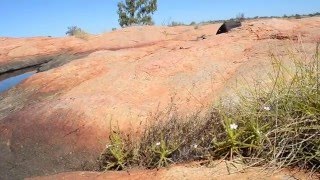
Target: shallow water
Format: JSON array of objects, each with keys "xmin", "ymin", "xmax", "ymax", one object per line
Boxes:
[{"xmin": 0, "ymin": 71, "xmax": 36, "ymax": 93}]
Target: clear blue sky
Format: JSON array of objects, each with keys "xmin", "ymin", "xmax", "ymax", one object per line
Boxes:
[{"xmin": 1, "ymin": 0, "xmax": 319, "ymax": 37}]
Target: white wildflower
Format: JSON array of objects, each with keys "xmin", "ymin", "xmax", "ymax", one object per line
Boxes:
[
  {"xmin": 230, "ymin": 123, "xmax": 238, "ymax": 130},
  {"xmin": 263, "ymin": 106, "xmax": 271, "ymax": 111},
  {"xmin": 155, "ymin": 142, "xmax": 161, "ymax": 146},
  {"xmin": 193, "ymin": 144, "xmax": 198, "ymax": 149},
  {"xmin": 106, "ymin": 144, "xmax": 112, "ymax": 148}
]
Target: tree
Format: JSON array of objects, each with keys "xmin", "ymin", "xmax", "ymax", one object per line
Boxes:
[
  {"xmin": 236, "ymin": 13, "xmax": 245, "ymax": 22},
  {"xmin": 294, "ymin": 14, "xmax": 302, "ymax": 19},
  {"xmin": 65, "ymin": 26, "xmax": 82, "ymax": 36},
  {"xmin": 117, "ymin": 0, "xmax": 157, "ymax": 27},
  {"xmin": 65, "ymin": 26, "xmax": 89, "ymax": 40}
]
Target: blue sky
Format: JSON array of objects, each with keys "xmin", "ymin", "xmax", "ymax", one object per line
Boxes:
[{"xmin": 1, "ymin": 0, "xmax": 319, "ymax": 37}]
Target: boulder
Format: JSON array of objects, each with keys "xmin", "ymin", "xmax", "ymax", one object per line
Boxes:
[{"xmin": 216, "ymin": 20, "xmax": 241, "ymax": 34}]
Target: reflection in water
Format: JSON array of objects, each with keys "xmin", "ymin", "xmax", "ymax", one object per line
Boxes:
[{"xmin": 0, "ymin": 71, "xmax": 36, "ymax": 93}]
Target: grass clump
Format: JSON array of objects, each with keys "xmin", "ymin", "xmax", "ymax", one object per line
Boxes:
[
  {"xmin": 99, "ymin": 124, "xmax": 137, "ymax": 171},
  {"xmin": 219, "ymin": 44, "xmax": 320, "ymax": 170},
  {"xmin": 99, "ymin": 44, "xmax": 320, "ymax": 173},
  {"xmin": 137, "ymin": 110, "xmax": 219, "ymax": 168},
  {"xmin": 99, "ymin": 108, "xmax": 221, "ymax": 170}
]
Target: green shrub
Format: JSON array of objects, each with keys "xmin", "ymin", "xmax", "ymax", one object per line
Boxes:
[
  {"xmin": 190, "ymin": 21, "xmax": 196, "ymax": 26},
  {"xmin": 65, "ymin": 26, "xmax": 89, "ymax": 40},
  {"xmin": 168, "ymin": 21, "xmax": 186, "ymax": 27},
  {"xmin": 236, "ymin": 13, "xmax": 245, "ymax": 22},
  {"xmin": 295, "ymin": 14, "xmax": 302, "ymax": 19},
  {"xmin": 66, "ymin": 26, "xmax": 82, "ymax": 36}
]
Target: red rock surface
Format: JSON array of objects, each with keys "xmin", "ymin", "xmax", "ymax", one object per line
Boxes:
[
  {"xmin": 29, "ymin": 162, "xmax": 316, "ymax": 180},
  {"xmin": 0, "ymin": 17, "xmax": 320, "ymax": 179},
  {"xmin": 0, "ymin": 24, "xmax": 222, "ymax": 72}
]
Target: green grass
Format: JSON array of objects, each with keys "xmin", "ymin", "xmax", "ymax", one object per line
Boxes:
[
  {"xmin": 98, "ymin": 44, "xmax": 320, "ymax": 173},
  {"xmin": 224, "ymin": 44, "xmax": 320, "ymax": 168}
]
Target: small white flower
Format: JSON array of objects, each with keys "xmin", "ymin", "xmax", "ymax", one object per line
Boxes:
[
  {"xmin": 230, "ymin": 123, "xmax": 238, "ymax": 130},
  {"xmin": 155, "ymin": 142, "xmax": 161, "ymax": 146},
  {"xmin": 193, "ymin": 144, "xmax": 198, "ymax": 149},
  {"xmin": 263, "ymin": 106, "xmax": 271, "ymax": 111},
  {"xmin": 106, "ymin": 144, "xmax": 112, "ymax": 148}
]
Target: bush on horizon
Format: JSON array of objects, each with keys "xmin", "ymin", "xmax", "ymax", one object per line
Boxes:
[{"xmin": 65, "ymin": 26, "xmax": 89, "ymax": 40}]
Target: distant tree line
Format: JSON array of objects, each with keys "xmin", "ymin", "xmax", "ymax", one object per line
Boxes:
[{"xmin": 191, "ymin": 12, "xmax": 320, "ymax": 27}]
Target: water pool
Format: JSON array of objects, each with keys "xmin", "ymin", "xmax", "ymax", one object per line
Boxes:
[{"xmin": 0, "ymin": 71, "xmax": 36, "ymax": 93}]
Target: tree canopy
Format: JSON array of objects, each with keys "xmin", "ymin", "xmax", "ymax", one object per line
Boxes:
[{"xmin": 117, "ymin": 0, "xmax": 157, "ymax": 27}]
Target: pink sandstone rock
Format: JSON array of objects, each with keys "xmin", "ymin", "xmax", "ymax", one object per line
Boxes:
[{"xmin": 0, "ymin": 17, "xmax": 320, "ymax": 179}]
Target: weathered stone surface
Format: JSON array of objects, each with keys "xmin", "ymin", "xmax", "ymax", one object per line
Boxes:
[
  {"xmin": 0, "ymin": 17, "xmax": 320, "ymax": 179},
  {"xmin": 0, "ymin": 25, "xmax": 222, "ymax": 74},
  {"xmin": 29, "ymin": 162, "xmax": 316, "ymax": 180}
]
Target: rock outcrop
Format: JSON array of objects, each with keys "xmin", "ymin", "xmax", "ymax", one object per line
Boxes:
[
  {"xmin": 29, "ymin": 162, "xmax": 316, "ymax": 180},
  {"xmin": 0, "ymin": 17, "xmax": 320, "ymax": 179}
]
